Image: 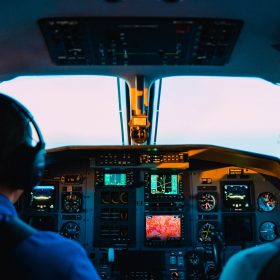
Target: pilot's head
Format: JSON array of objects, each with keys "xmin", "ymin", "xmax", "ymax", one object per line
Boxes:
[{"xmin": 0, "ymin": 93, "xmax": 45, "ymax": 192}]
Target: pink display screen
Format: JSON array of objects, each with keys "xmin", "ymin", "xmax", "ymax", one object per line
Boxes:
[{"xmin": 145, "ymin": 215, "xmax": 181, "ymax": 240}]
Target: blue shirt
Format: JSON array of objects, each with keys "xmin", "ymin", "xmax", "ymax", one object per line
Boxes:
[
  {"xmin": 0, "ymin": 194, "xmax": 101, "ymax": 280},
  {"xmin": 219, "ymin": 243, "xmax": 279, "ymax": 280}
]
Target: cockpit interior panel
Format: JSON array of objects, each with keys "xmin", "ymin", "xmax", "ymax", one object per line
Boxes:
[{"xmin": 17, "ymin": 145, "xmax": 280, "ymax": 280}]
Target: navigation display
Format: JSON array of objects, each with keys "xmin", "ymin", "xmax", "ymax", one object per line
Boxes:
[
  {"xmin": 30, "ymin": 185, "xmax": 55, "ymax": 211},
  {"xmin": 223, "ymin": 183, "xmax": 252, "ymax": 210},
  {"xmin": 104, "ymin": 173, "xmax": 127, "ymax": 186},
  {"xmin": 150, "ymin": 174, "xmax": 178, "ymax": 195},
  {"xmin": 146, "ymin": 215, "xmax": 181, "ymax": 240}
]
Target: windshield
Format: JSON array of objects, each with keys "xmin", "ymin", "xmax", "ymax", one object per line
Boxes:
[
  {"xmin": 0, "ymin": 76, "xmax": 122, "ymax": 148},
  {"xmin": 1, "ymin": 75, "xmax": 280, "ymax": 158},
  {"xmin": 157, "ymin": 76, "xmax": 280, "ymax": 158}
]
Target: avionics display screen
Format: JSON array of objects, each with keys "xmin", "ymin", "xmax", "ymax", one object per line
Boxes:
[
  {"xmin": 224, "ymin": 216, "xmax": 253, "ymax": 243},
  {"xmin": 223, "ymin": 183, "xmax": 251, "ymax": 210},
  {"xmin": 150, "ymin": 174, "xmax": 178, "ymax": 195},
  {"xmin": 30, "ymin": 185, "xmax": 55, "ymax": 210},
  {"xmin": 146, "ymin": 215, "xmax": 181, "ymax": 240},
  {"xmin": 104, "ymin": 173, "xmax": 127, "ymax": 186}
]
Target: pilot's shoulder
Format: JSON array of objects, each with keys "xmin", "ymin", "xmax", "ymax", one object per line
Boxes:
[
  {"xmin": 220, "ymin": 242, "xmax": 279, "ymax": 280},
  {"xmin": 235, "ymin": 242, "xmax": 278, "ymax": 259},
  {"xmin": 25, "ymin": 230, "xmax": 86, "ymax": 256},
  {"xmin": 13, "ymin": 229, "xmax": 99, "ymax": 279}
]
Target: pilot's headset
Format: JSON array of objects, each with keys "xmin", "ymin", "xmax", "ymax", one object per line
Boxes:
[{"xmin": 0, "ymin": 93, "xmax": 46, "ymax": 191}]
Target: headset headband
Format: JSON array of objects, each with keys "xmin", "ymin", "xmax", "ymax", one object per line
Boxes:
[{"xmin": 0, "ymin": 93, "xmax": 45, "ymax": 150}]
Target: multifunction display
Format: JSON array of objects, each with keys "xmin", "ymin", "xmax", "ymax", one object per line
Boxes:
[
  {"xmin": 145, "ymin": 172, "xmax": 184, "ymax": 200},
  {"xmin": 150, "ymin": 174, "xmax": 179, "ymax": 195},
  {"xmin": 30, "ymin": 185, "xmax": 56, "ymax": 211},
  {"xmin": 145, "ymin": 214, "xmax": 184, "ymax": 246},
  {"xmin": 95, "ymin": 170, "xmax": 134, "ymax": 187},
  {"xmin": 146, "ymin": 215, "xmax": 181, "ymax": 240},
  {"xmin": 104, "ymin": 173, "xmax": 127, "ymax": 186},
  {"xmin": 222, "ymin": 182, "xmax": 252, "ymax": 211}
]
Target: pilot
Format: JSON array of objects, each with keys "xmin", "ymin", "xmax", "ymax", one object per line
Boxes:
[
  {"xmin": 219, "ymin": 239, "xmax": 280, "ymax": 279},
  {"xmin": 0, "ymin": 93, "xmax": 101, "ymax": 279}
]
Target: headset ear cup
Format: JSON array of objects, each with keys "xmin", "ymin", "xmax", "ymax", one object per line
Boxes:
[
  {"xmin": 7, "ymin": 144, "xmax": 45, "ymax": 191},
  {"xmin": 0, "ymin": 93, "xmax": 46, "ymax": 191}
]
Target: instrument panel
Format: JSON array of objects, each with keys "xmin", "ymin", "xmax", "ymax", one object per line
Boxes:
[{"xmin": 18, "ymin": 146, "xmax": 280, "ymax": 280}]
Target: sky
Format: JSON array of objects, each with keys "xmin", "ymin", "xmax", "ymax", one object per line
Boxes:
[
  {"xmin": 0, "ymin": 76, "xmax": 122, "ymax": 148},
  {"xmin": 0, "ymin": 75, "xmax": 280, "ymax": 158},
  {"xmin": 157, "ymin": 76, "xmax": 280, "ymax": 158}
]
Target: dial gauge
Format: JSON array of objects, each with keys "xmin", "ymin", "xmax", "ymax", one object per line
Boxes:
[
  {"xmin": 188, "ymin": 253, "xmax": 200, "ymax": 266},
  {"xmin": 259, "ymin": 221, "xmax": 278, "ymax": 241},
  {"xmin": 60, "ymin": 222, "xmax": 80, "ymax": 240},
  {"xmin": 198, "ymin": 193, "xmax": 216, "ymax": 212},
  {"xmin": 62, "ymin": 192, "xmax": 83, "ymax": 213},
  {"xmin": 257, "ymin": 192, "xmax": 277, "ymax": 212},
  {"xmin": 198, "ymin": 222, "xmax": 215, "ymax": 242}
]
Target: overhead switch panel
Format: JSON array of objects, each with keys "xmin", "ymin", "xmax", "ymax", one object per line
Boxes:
[{"xmin": 39, "ymin": 17, "xmax": 243, "ymax": 66}]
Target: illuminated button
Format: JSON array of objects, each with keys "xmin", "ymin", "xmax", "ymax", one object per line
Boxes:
[
  {"xmin": 178, "ymin": 256, "xmax": 184, "ymax": 266},
  {"xmin": 170, "ymin": 256, "xmax": 177, "ymax": 265}
]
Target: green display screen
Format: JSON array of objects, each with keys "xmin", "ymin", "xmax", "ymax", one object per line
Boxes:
[
  {"xmin": 150, "ymin": 174, "xmax": 178, "ymax": 195},
  {"xmin": 104, "ymin": 173, "xmax": 127, "ymax": 186}
]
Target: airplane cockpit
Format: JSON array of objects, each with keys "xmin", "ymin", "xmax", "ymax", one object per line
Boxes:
[{"xmin": 1, "ymin": 1, "xmax": 280, "ymax": 279}]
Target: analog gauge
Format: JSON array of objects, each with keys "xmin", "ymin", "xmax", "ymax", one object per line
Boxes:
[
  {"xmin": 60, "ymin": 222, "xmax": 80, "ymax": 240},
  {"xmin": 62, "ymin": 192, "xmax": 82, "ymax": 213},
  {"xmin": 188, "ymin": 253, "xmax": 200, "ymax": 266},
  {"xmin": 198, "ymin": 222, "xmax": 215, "ymax": 242},
  {"xmin": 120, "ymin": 191, "xmax": 128, "ymax": 204},
  {"xmin": 257, "ymin": 192, "xmax": 277, "ymax": 212},
  {"xmin": 259, "ymin": 221, "xmax": 278, "ymax": 241},
  {"xmin": 198, "ymin": 193, "xmax": 216, "ymax": 212}
]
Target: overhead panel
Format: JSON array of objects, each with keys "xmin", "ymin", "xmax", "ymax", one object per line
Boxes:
[{"xmin": 39, "ymin": 17, "xmax": 243, "ymax": 66}]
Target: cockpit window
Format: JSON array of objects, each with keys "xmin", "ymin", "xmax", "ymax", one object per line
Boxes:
[
  {"xmin": 0, "ymin": 75, "xmax": 122, "ymax": 148},
  {"xmin": 157, "ymin": 76, "xmax": 280, "ymax": 158}
]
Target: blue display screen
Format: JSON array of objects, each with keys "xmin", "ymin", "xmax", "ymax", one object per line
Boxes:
[
  {"xmin": 104, "ymin": 173, "xmax": 127, "ymax": 186},
  {"xmin": 150, "ymin": 174, "xmax": 178, "ymax": 195}
]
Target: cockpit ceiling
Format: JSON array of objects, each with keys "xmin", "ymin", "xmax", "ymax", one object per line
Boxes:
[{"xmin": 0, "ymin": 1, "xmax": 280, "ymax": 83}]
